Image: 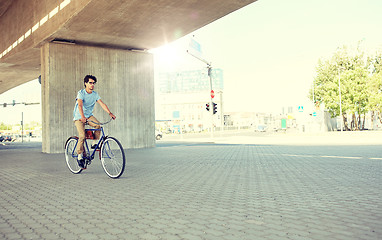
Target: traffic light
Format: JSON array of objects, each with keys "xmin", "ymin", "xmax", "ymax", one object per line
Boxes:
[
  {"xmin": 3, "ymin": 103, "xmax": 6, "ymax": 107},
  {"xmin": 12, "ymin": 100, "xmax": 15, "ymax": 106},
  {"xmin": 206, "ymin": 103, "xmax": 210, "ymax": 111},
  {"xmin": 213, "ymin": 102, "xmax": 217, "ymax": 114}
]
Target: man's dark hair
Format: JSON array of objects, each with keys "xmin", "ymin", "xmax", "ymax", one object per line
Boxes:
[{"xmin": 84, "ymin": 75, "xmax": 97, "ymax": 87}]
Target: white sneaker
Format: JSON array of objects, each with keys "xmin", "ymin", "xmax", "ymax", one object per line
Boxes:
[{"xmin": 77, "ymin": 154, "xmax": 85, "ymax": 169}]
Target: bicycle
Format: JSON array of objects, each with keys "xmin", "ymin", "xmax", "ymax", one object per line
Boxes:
[{"xmin": 64, "ymin": 118, "xmax": 125, "ymax": 179}]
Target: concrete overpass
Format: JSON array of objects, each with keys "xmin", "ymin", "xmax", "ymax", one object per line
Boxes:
[{"xmin": 0, "ymin": 0, "xmax": 257, "ymax": 153}]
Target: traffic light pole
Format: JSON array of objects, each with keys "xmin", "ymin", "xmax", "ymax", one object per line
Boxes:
[
  {"xmin": 21, "ymin": 112, "xmax": 24, "ymax": 143},
  {"xmin": 187, "ymin": 49, "xmax": 214, "ymax": 139},
  {"xmin": 219, "ymin": 90, "xmax": 223, "ymax": 132},
  {"xmin": 2, "ymin": 101, "xmax": 40, "ymax": 107},
  {"xmin": 208, "ymin": 66, "xmax": 214, "ymax": 139}
]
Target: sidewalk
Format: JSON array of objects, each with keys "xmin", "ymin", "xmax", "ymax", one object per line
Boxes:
[{"xmin": 1, "ymin": 138, "xmax": 381, "ymax": 239}]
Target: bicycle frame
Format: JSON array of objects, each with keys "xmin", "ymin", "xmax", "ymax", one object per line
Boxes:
[
  {"xmin": 85, "ymin": 127, "xmax": 105, "ymax": 160},
  {"xmin": 71, "ymin": 127, "xmax": 106, "ymax": 161}
]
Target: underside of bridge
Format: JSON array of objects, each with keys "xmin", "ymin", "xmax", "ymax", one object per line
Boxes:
[{"xmin": 0, "ymin": 0, "xmax": 257, "ymax": 152}]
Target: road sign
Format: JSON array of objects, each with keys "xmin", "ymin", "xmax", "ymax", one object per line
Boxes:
[
  {"xmin": 281, "ymin": 119, "xmax": 287, "ymax": 129},
  {"xmin": 173, "ymin": 111, "xmax": 180, "ymax": 119},
  {"xmin": 189, "ymin": 38, "xmax": 202, "ymax": 54},
  {"xmin": 211, "ymin": 90, "xmax": 215, "ymax": 98}
]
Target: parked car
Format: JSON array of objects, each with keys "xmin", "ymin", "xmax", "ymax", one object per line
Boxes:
[
  {"xmin": 155, "ymin": 130, "xmax": 163, "ymax": 140},
  {"xmin": 255, "ymin": 125, "xmax": 267, "ymax": 132},
  {"xmin": 0, "ymin": 136, "xmax": 4, "ymax": 142},
  {"xmin": 4, "ymin": 135, "xmax": 12, "ymax": 142}
]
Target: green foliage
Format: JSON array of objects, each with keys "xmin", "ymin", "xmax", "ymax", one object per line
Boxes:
[
  {"xmin": 0, "ymin": 121, "xmax": 41, "ymax": 131},
  {"xmin": 368, "ymin": 51, "xmax": 382, "ymax": 74},
  {"xmin": 0, "ymin": 122, "xmax": 12, "ymax": 130},
  {"xmin": 310, "ymin": 44, "xmax": 382, "ymax": 130},
  {"xmin": 367, "ymin": 71, "xmax": 382, "ymax": 111}
]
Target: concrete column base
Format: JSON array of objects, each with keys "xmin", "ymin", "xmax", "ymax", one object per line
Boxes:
[{"xmin": 41, "ymin": 42, "xmax": 154, "ymax": 153}]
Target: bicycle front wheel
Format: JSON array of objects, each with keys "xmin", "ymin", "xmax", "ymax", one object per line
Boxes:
[
  {"xmin": 100, "ymin": 137, "xmax": 125, "ymax": 178},
  {"xmin": 65, "ymin": 137, "xmax": 82, "ymax": 174}
]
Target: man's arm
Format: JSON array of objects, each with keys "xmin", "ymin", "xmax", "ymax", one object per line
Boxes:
[
  {"xmin": 97, "ymin": 99, "xmax": 116, "ymax": 119},
  {"xmin": 77, "ymin": 99, "xmax": 87, "ymax": 123}
]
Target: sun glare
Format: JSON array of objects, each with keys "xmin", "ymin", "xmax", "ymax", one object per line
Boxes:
[{"xmin": 152, "ymin": 44, "xmax": 183, "ymax": 71}]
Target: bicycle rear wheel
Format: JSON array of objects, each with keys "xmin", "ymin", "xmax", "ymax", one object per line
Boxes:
[
  {"xmin": 100, "ymin": 137, "xmax": 125, "ymax": 178},
  {"xmin": 65, "ymin": 137, "xmax": 83, "ymax": 174}
]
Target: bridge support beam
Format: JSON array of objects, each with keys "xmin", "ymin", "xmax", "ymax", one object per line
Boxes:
[{"xmin": 41, "ymin": 42, "xmax": 155, "ymax": 153}]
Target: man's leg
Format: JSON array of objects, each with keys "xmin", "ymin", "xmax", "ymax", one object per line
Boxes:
[
  {"xmin": 74, "ymin": 120, "xmax": 85, "ymax": 155},
  {"xmin": 88, "ymin": 116, "xmax": 101, "ymax": 140}
]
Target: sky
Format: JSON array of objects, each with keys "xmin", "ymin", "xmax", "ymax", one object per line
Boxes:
[
  {"xmin": 1, "ymin": 0, "xmax": 382, "ymax": 124},
  {"xmin": 152, "ymin": 0, "xmax": 382, "ymax": 113},
  {"xmin": 0, "ymin": 79, "xmax": 41, "ymax": 125}
]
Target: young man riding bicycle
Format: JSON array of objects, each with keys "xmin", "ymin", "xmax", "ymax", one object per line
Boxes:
[{"xmin": 73, "ymin": 75, "xmax": 116, "ymax": 169}]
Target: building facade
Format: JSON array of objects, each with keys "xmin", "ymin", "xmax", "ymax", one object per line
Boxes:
[{"xmin": 156, "ymin": 68, "xmax": 224, "ymax": 133}]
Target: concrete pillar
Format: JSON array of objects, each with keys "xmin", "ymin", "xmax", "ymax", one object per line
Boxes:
[{"xmin": 41, "ymin": 42, "xmax": 155, "ymax": 153}]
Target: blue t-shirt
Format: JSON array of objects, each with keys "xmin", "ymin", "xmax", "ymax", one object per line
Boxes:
[{"xmin": 73, "ymin": 89, "xmax": 101, "ymax": 120}]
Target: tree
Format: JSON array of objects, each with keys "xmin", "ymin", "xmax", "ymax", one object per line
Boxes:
[
  {"xmin": 0, "ymin": 122, "xmax": 12, "ymax": 131},
  {"xmin": 311, "ymin": 58, "xmax": 339, "ymax": 118},
  {"xmin": 367, "ymin": 51, "xmax": 382, "ymax": 127},
  {"xmin": 341, "ymin": 68, "xmax": 369, "ymax": 130},
  {"xmin": 310, "ymin": 43, "xmax": 369, "ymax": 130}
]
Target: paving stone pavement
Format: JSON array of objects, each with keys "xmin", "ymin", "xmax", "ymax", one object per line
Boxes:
[{"xmin": 0, "ymin": 140, "xmax": 381, "ymax": 239}]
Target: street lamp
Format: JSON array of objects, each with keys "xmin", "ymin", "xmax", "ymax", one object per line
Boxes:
[{"xmin": 338, "ymin": 67, "xmax": 345, "ymax": 132}]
